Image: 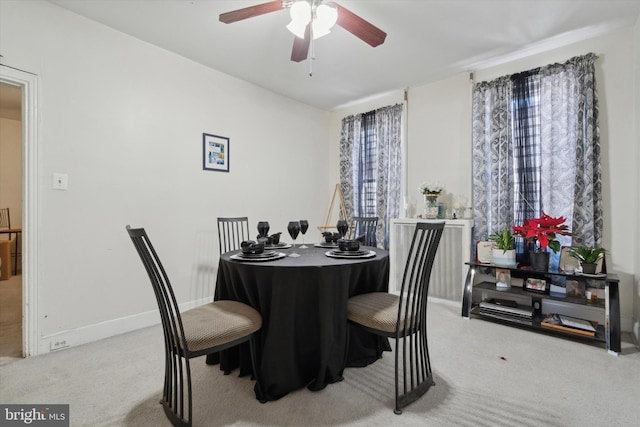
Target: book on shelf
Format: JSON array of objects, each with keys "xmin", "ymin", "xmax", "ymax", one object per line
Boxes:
[{"xmin": 541, "ymin": 313, "xmax": 597, "ymax": 337}]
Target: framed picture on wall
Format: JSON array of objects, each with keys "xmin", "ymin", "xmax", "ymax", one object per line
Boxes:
[{"xmin": 203, "ymin": 133, "xmax": 230, "ymax": 172}]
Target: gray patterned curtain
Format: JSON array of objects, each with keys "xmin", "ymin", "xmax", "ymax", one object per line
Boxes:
[
  {"xmin": 539, "ymin": 53, "xmax": 601, "ymax": 246},
  {"xmin": 374, "ymin": 104, "xmax": 403, "ymax": 247},
  {"xmin": 472, "ymin": 53, "xmax": 601, "ymax": 253},
  {"xmin": 339, "ymin": 103, "xmax": 403, "ymax": 248},
  {"xmin": 472, "ymin": 75, "xmax": 515, "ymax": 243},
  {"xmin": 339, "ymin": 114, "xmax": 359, "ymax": 221}
]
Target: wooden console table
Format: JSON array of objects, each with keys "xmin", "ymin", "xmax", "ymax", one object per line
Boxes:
[{"xmin": 0, "ymin": 228, "xmax": 21, "ymax": 275}]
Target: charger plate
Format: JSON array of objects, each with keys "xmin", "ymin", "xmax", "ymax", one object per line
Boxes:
[
  {"xmin": 230, "ymin": 251, "xmax": 286, "ymax": 262},
  {"xmin": 314, "ymin": 242, "xmax": 339, "ymax": 248},
  {"xmin": 265, "ymin": 243, "xmax": 292, "ymax": 249},
  {"xmin": 325, "ymin": 249, "xmax": 376, "ymax": 259}
]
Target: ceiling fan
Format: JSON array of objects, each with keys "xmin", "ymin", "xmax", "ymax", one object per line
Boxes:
[{"xmin": 219, "ymin": 0, "xmax": 387, "ymax": 62}]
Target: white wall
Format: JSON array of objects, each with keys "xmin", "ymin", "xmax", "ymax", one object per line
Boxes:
[
  {"xmin": 330, "ymin": 27, "xmax": 638, "ymax": 332},
  {"xmin": 405, "ymin": 73, "xmax": 473, "ymax": 213},
  {"xmin": 1, "ymin": 0, "xmax": 329, "ymax": 353}
]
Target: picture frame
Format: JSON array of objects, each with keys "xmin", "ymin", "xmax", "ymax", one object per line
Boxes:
[
  {"xmin": 566, "ymin": 279, "xmax": 586, "ymax": 298},
  {"xmin": 203, "ymin": 133, "xmax": 229, "ymax": 172},
  {"xmin": 524, "ymin": 277, "xmax": 547, "ymax": 293},
  {"xmin": 495, "ymin": 268, "xmax": 511, "ymax": 289},
  {"xmin": 476, "ymin": 241, "xmax": 495, "ymax": 264}
]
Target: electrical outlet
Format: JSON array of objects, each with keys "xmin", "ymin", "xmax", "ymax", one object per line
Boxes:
[{"xmin": 50, "ymin": 339, "xmax": 69, "ymax": 351}]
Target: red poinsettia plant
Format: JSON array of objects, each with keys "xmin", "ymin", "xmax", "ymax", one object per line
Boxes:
[{"xmin": 512, "ymin": 212, "xmax": 571, "ymax": 253}]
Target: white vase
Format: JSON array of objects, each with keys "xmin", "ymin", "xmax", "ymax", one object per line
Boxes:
[{"xmin": 492, "ymin": 248, "xmax": 516, "ymax": 267}]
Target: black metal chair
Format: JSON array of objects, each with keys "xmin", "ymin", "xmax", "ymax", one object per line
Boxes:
[
  {"xmin": 346, "ymin": 222, "xmax": 444, "ymax": 414},
  {"xmin": 351, "ymin": 216, "xmax": 379, "ymax": 247},
  {"xmin": 126, "ymin": 225, "xmax": 263, "ymax": 427},
  {"xmin": 217, "ymin": 217, "xmax": 250, "ymax": 254}
]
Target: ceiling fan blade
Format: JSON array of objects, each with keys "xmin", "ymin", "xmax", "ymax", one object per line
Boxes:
[
  {"xmin": 291, "ymin": 25, "xmax": 311, "ymax": 62},
  {"xmin": 219, "ymin": 0, "xmax": 284, "ymax": 24},
  {"xmin": 329, "ymin": 2, "xmax": 387, "ymax": 47}
]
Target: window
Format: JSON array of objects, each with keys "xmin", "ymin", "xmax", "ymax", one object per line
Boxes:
[
  {"xmin": 357, "ymin": 111, "xmax": 377, "ymax": 217},
  {"xmin": 339, "ymin": 104, "xmax": 403, "ymax": 248}
]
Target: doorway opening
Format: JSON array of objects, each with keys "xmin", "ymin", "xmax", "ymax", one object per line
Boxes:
[
  {"xmin": 0, "ymin": 81, "xmax": 23, "ymax": 362},
  {"xmin": 0, "ymin": 65, "xmax": 39, "ymax": 358}
]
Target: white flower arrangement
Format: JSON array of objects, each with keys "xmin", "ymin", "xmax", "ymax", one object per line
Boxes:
[{"xmin": 419, "ymin": 181, "xmax": 445, "ymax": 195}]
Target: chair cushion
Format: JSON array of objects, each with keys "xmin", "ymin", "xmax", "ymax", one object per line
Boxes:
[
  {"xmin": 347, "ymin": 292, "xmax": 399, "ymax": 334},
  {"xmin": 180, "ymin": 300, "xmax": 262, "ymax": 353}
]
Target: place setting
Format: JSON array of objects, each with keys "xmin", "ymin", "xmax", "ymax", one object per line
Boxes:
[
  {"xmin": 256, "ymin": 221, "xmax": 291, "ymax": 249},
  {"xmin": 325, "ymin": 239, "xmax": 376, "ymax": 259},
  {"xmin": 229, "ymin": 239, "xmax": 286, "ymax": 262},
  {"xmin": 314, "ymin": 219, "xmax": 349, "ymax": 249},
  {"xmin": 321, "ymin": 220, "xmax": 376, "ymax": 259}
]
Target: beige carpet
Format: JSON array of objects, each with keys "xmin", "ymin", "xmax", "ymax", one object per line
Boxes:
[{"xmin": 1, "ymin": 300, "xmax": 639, "ymax": 427}]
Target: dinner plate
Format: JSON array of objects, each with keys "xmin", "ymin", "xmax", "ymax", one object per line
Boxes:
[
  {"xmin": 328, "ymin": 248, "xmax": 369, "ymax": 256},
  {"xmin": 314, "ymin": 242, "xmax": 339, "ymax": 248},
  {"xmin": 325, "ymin": 250, "xmax": 376, "ymax": 259},
  {"xmin": 230, "ymin": 251, "xmax": 286, "ymax": 262},
  {"xmin": 265, "ymin": 243, "xmax": 292, "ymax": 249}
]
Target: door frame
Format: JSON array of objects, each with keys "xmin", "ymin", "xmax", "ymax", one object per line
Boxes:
[{"xmin": 1, "ymin": 64, "xmax": 39, "ymax": 357}]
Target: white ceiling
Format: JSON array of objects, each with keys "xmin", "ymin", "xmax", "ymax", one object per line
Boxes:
[{"xmin": 15, "ymin": 1, "xmax": 640, "ymax": 111}]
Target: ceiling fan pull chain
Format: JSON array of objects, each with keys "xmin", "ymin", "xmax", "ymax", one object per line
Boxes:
[{"xmin": 309, "ymin": 23, "xmax": 315, "ymax": 76}]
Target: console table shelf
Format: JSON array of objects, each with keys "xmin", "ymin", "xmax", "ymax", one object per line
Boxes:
[
  {"xmin": 462, "ymin": 263, "xmax": 620, "ymax": 354},
  {"xmin": 470, "ymin": 304, "xmax": 607, "ymax": 345}
]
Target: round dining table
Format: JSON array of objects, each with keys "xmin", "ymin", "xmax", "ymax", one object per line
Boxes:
[{"xmin": 210, "ymin": 244, "xmax": 390, "ymax": 402}]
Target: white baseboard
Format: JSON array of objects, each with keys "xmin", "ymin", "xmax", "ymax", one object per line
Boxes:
[{"xmin": 37, "ymin": 297, "xmax": 213, "ymax": 355}]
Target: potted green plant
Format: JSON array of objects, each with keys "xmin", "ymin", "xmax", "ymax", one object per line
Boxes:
[
  {"xmin": 489, "ymin": 227, "xmax": 516, "ymax": 267},
  {"xmin": 567, "ymin": 246, "xmax": 605, "ymax": 274}
]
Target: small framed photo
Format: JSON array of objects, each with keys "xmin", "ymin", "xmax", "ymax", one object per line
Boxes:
[
  {"xmin": 203, "ymin": 133, "xmax": 229, "ymax": 172},
  {"xmin": 525, "ymin": 278, "xmax": 547, "ymax": 293},
  {"xmin": 566, "ymin": 279, "xmax": 586, "ymax": 298},
  {"xmin": 495, "ymin": 268, "xmax": 511, "ymax": 289}
]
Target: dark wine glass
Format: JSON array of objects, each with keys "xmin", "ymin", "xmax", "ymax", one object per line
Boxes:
[
  {"xmin": 257, "ymin": 221, "xmax": 270, "ymax": 239},
  {"xmin": 287, "ymin": 221, "xmax": 301, "ymax": 257},
  {"xmin": 299, "ymin": 220, "xmax": 309, "ymax": 248},
  {"xmin": 336, "ymin": 220, "xmax": 349, "ymax": 239}
]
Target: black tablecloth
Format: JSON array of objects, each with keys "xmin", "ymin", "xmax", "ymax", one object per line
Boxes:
[{"xmin": 211, "ymin": 245, "xmax": 390, "ymax": 401}]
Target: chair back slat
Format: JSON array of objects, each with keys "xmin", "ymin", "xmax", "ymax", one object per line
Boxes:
[
  {"xmin": 395, "ymin": 222, "xmax": 444, "ymax": 409},
  {"xmin": 352, "ymin": 216, "xmax": 378, "ymax": 247},
  {"xmin": 217, "ymin": 217, "xmax": 250, "ymax": 253},
  {"xmin": 126, "ymin": 226, "xmax": 191, "ymax": 424},
  {"xmin": 0, "ymin": 208, "xmax": 10, "ymax": 230}
]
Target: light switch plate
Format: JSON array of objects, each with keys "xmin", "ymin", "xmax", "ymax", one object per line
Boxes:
[{"xmin": 53, "ymin": 173, "xmax": 68, "ymax": 190}]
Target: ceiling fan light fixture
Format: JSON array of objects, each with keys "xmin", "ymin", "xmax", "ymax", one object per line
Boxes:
[
  {"xmin": 286, "ymin": 20, "xmax": 308, "ymax": 38},
  {"xmin": 312, "ymin": 3, "xmax": 337, "ymax": 39},
  {"xmin": 287, "ymin": 1, "xmax": 311, "ymax": 38}
]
